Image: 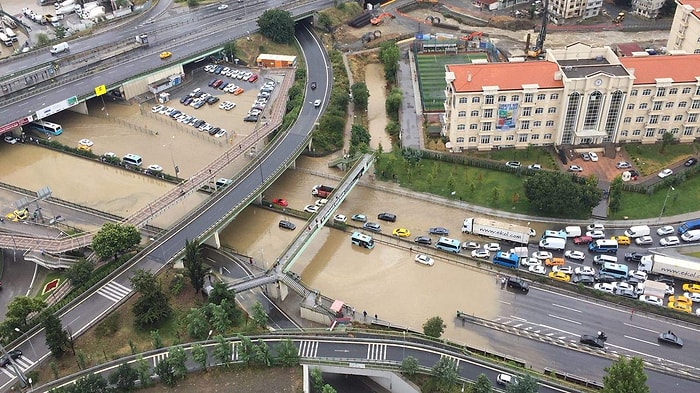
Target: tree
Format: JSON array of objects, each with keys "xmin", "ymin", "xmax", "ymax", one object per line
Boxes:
[
  {"xmin": 134, "ymin": 355, "xmax": 152, "ymax": 388},
  {"xmin": 223, "ymin": 41, "xmax": 237, "ymax": 60},
  {"xmin": 108, "ymin": 362, "xmax": 138, "ymax": 392},
  {"xmin": 473, "ymin": 373, "xmax": 493, "ymax": 393},
  {"xmin": 385, "ymin": 88, "xmax": 402, "ymax": 121},
  {"xmin": 431, "ymin": 357, "xmax": 459, "ymax": 393},
  {"xmin": 43, "ymin": 313, "xmax": 70, "ymax": 357},
  {"xmin": 507, "ymin": 373, "xmax": 539, "ymax": 393},
  {"xmin": 130, "ymin": 270, "xmax": 172, "ymax": 329},
  {"xmin": 274, "ymin": 339, "xmax": 300, "ymax": 366},
  {"xmin": 168, "ymin": 346, "xmax": 188, "ymax": 379},
  {"xmin": 378, "ymin": 41, "xmax": 400, "ymax": 84},
  {"xmin": 400, "ymin": 356, "xmax": 419, "ymax": 376},
  {"xmin": 608, "ymin": 175, "xmax": 623, "ymax": 213},
  {"xmin": 659, "ymin": 131, "xmax": 674, "ymax": 153},
  {"xmin": 91, "ymin": 222, "xmax": 141, "ymax": 260},
  {"xmin": 317, "ymin": 12, "xmax": 333, "ymax": 32},
  {"xmin": 191, "ymin": 343, "xmax": 208, "ymax": 372},
  {"xmin": 213, "ymin": 334, "xmax": 232, "ymax": 366},
  {"xmin": 523, "ymin": 172, "xmax": 602, "ymax": 217},
  {"xmin": 250, "ymin": 302, "xmax": 268, "ymax": 329},
  {"xmin": 257, "ymin": 9, "xmax": 295, "ymax": 44},
  {"xmin": 1, "ymin": 296, "xmax": 46, "ymax": 337},
  {"xmin": 183, "ymin": 239, "xmax": 208, "ymax": 294},
  {"xmin": 351, "ymin": 82, "xmax": 369, "ymax": 111},
  {"xmin": 154, "ymin": 358, "xmax": 177, "ymax": 387},
  {"xmin": 69, "ymin": 373, "xmax": 108, "ymax": 392},
  {"xmin": 422, "ymin": 316, "xmax": 445, "ymax": 338},
  {"xmin": 602, "ymin": 357, "xmax": 649, "ymax": 393},
  {"xmin": 186, "ymin": 307, "xmax": 209, "ymax": 340},
  {"xmin": 310, "ymin": 367, "xmax": 324, "ymax": 393},
  {"xmin": 321, "ymin": 385, "xmax": 337, "ymax": 393},
  {"xmin": 66, "ymin": 259, "xmax": 95, "ymax": 288}
]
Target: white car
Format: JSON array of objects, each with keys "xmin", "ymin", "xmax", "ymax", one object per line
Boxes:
[
  {"xmin": 303, "ymin": 204, "xmax": 318, "ymax": 213},
  {"xmin": 217, "ymin": 3, "xmax": 228, "ymax": 10},
  {"xmin": 315, "ymin": 198, "xmax": 328, "ymax": 207},
  {"xmin": 333, "ymin": 214, "xmax": 347, "ymax": 223},
  {"xmin": 656, "ymin": 226, "xmax": 674, "ymax": 236},
  {"xmin": 568, "ymin": 165, "xmax": 583, "ymax": 172},
  {"xmin": 660, "ymin": 236, "xmax": 680, "ymax": 246},
  {"xmin": 484, "ymin": 243, "xmax": 501, "ymax": 252},
  {"xmin": 532, "ymin": 251, "xmax": 553, "ymax": 260},
  {"xmin": 521, "ymin": 257, "xmax": 541, "ymax": 267},
  {"xmin": 215, "ymin": 129, "xmax": 227, "ymax": 138},
  {"xmin": 594, "ymin": 283, "xmax": 615, "ymax": 293},
  {"xmin": 414, "ymin": 254, "xmax": 434, "ymax": 266},
  {"xmin": 78, "ymin": 139, "xmax": 94, "ymax": 147},
  {"xmin": 528, "ymin": 264, "xmax": 546, "ymax": 275},
  {"xmin": 589, "ymin": 152, "xmax": 599, "ymax": 162},
  {"xmin": 665, "ymin": 284, "xmax": 675, "ymax": 296},
  {"xmin": 628, "ymin": 270, "xmax": 648, "ymax": 282},
  {"xmin": 471, "ymin": 249, "xmax": 490, "ymax": 259},
  {"xmin": 527, "ymin": 164, "xmax": 541, "ymax": 170},
  {"xmin": 638, "ymin": 295, "xmax": 663, "ymax": 306},
  {"xmin": 147, "ymin": 164, "xmax": 163, "ymax": 172},
  {"xmin": 4, "ymin": 135, "xmax": 18, "ymax": 144},
  {"xmin": 657, "ymin": 168, "xmax": 673, "ymax": 178},
  {"xmin": 151, "ymin": 104, "xmax": 163, "ymax": 113},
  {"xmin": 586, "ymin": 230, "xmax": 605, "ymax": 239},
  {"xmin": 587, "ymin": 223, "xmax": 605, "ymax": 232},
  {"xmin": 313, "ymin": 99, "xmax": 321, "ymax": 107},
  {"xmin": 635, "ymin": 236, "xmax": 653, "ymax": 245},
  {"xmin": 614, "ymin": 282, "xmax": 635, "ymax": 292},
  {"xmin": 565, "ymin": 250, "xmax": 585, "ymax": 261},
  {"xmin": 552, "ymin": 265, "xmax": 574, "ymax": 275},
  {"xmin": 574, "ymin": 266, "xmax": 596, "ymax": 276},
  {"xmin": 683, "ymin": 292, "xmax": 700, "ymax": 302},
  {"xmin": 616, "ymin": 161, "xmax": 631, "ymax": 169}
]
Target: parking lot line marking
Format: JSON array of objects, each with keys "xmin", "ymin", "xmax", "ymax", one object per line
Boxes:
[
  {"xmin": 547, "ymin": 314, "xmax": 581, "ymax": 325},
  {"xmin": 622, "ymin": 335, "xmax": 659, "ymax": 346},
  {"xmin": 552, "ymin": 303, "xmax": 582, "ymax": 313}
]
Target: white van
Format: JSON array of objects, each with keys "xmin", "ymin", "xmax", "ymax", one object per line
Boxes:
[
  {"xmin": 681, "ymin": 229, "xmax": 700, "ymax": 242},
  {"xmin": 215, "ymin": 178, "xmax": 232, "ymax": 188},
  {"xmin": 122, "ymin": 153, "xmax": 142, "ymax": 166},
  {"xmin": 565, "ymin": 226, "xmax": 581, "ymax": 238},
  {"xmin": 593, "ymin": 254, "xmax": 618, "ymax": 265},
  {"xmin": 624, "ymin": 225, "xmax": 650, "ymax": 238},
  {"xmin": 538, "ymin": 237, "xmax": 566, "ymax": 251},
  {"xmin": 50, "ymin": 42, "xmax": 69, "ymax": 54},
  {"xmin": 4, "ymin": 28, "xmax": 17, "ymax": 42}
]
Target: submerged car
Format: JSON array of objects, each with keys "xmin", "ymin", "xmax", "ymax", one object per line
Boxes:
[
  {"xmin": 414, "ymin": 254, "xmax": 434, "ymax": 266},
  {"xmin": 351, "ymin": 214, "xmax": 367, "ymax": 222}
]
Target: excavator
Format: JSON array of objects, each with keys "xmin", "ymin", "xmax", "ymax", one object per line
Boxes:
[
  {"xmin": 371, "ymin": 12, "xmax": 395, "ymax": 26},
  {"xmin": 526, "ymin": 0, "xmax": 548, "ymax": 58},
  {"xmin": 461, "ymin": 31, "xmax": 484, "ymax": 41}
]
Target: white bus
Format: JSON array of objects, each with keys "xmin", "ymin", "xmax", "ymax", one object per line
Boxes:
[
  {"xmin": 435, "ymin": 237, "xmax": 461, "ymax": 254},
  {"xmin": 29, "ymin": 120, "xmax": 63, "ymax": 136},
  {"xmin": 351, "ymin": 232, "xmax": 374, "ymax": 249},
  {"xmin": 600, "ymin": 262, "xmax": 629, "ymax": 280}
]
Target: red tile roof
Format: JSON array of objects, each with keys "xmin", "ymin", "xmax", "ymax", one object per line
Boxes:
[
  {"xmin": 620, "ymin": 55, "xmax": 700, "ymax": 84},
  {"xmin": 677, "ymin": 0, "xmax": 700, "ymax": 20},
  {"xmin": 447, "ymin": 62, "xmax": 562, "ymax": 93},
  {"xmin": 615, "ymin": 42, "xmax": 643, "ymax": 57}
]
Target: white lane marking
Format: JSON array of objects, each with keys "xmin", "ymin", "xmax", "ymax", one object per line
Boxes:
[
  {"xmin": 552, "ymin": 303, "xmax": 582, "ymax": 313},
  {"xmin": 509, "ymin": 316, "xmax": 526, "ymax": 321},
  {"xmin": 624, "ymin": 323, "xmax": 659, "ymax": 333},
  {"xmin": 547, "ymin": 314, "xmax": 581, "ymax": 325},
  {"xmin": 623, "ymin": 335, "xmax": 660, "ymax": 346}
]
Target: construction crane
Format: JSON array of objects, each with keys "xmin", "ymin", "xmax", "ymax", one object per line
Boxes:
[
  {"xmin": 526, "ymin": 0, "xmax": 548, "ymax": 58},
  {"xmin": 370, "ymin": 12, "xmax": 395, "ymax": 26}
]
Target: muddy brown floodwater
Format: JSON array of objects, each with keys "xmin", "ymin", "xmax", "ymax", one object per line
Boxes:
[{"xmin": 365, "ymin": 63, "xmax": 392, "ymax": 152}]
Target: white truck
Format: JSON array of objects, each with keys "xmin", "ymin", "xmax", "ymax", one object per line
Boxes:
[
  {"xmin": 638, "ymin": 254, "xmax": 700, "ymax": 282},
  {"xmin": 462, "ymin": 217, "xmax": 531, "ymax": 244}
]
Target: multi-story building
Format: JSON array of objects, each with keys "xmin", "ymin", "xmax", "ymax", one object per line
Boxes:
[
  {"xmin": 632, "ymin": 0, "xmax": 665, "ymax": 19},
  {"xmin": 667, "ymin": 0, "xmax": 700, "ymax": 54},
  {"xmin": 443, "ymin": 43, "xmax": 700, "ymax": 151},
  {"xmin": 549, "ymin": 0, "xmax": 603, "ymax": 24}
]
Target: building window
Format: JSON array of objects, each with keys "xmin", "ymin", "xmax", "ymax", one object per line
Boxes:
[
  {"xmin": 627, "ymin": 103, "xmax": 634, "ymax": 110},
  {"xmin": 469, "ymin": 137, "xmax": 477, "ymax": 143},
  {"xmin": 531, "ymin": 134, "xmax": 540, "ymax": 140},
  {"xmin": 511, "ymin": 95, "xmax": 520, "ymax": 101},
  {"xmin": 696, "ymin": 86, "xmax": 700, "ymax": 95},
  {"xmin": 498, "ymin": 95, "xmax": 507, "ymax": 102},
  {"xmin": 665, "ymin": 102, "xmax": 674, "ymax": 108},
  {"xmin": 642, "ymin": 89, "xmax": 652, "ymax": 96},
  {"xmin": 550, "ymin": 93, "xmax": 559, "ymax": 100},
  {"xmin": 635, "ymin": 116, "xmax": 645, "ymax": 123},
  {"xmin": 522, "ymin": 107, "xmax": 532, "ymax": 116},
  {"xmin": 679, "ymin": 101, "xmax": 687, "ymax": 108},
  {"xmin": 669, "ymin": 88, "xmax": 678, "ymax": 95},
  {"xmin": 671, "ymin": 128, "xmax": 679, "ymax": 134},
  {"xmin": 470, "ymin": 124, "xmax": 478, "ymax": 130},
  {"xmin": 683, "ymin": 87, "xmax": 692, "ymax": 94},
  {"xmin": 482, "ymin": 122, "xmax": 492, "ymax": 131},
  {"xmin": 471, "ymin": 110, "xmax": 479, "ymax": 116},
  {"xmin": 630, "ymin": 89, "xmax": 638, "ymax": 96},
  {"xmin": 456, "ymin": 137, "xmax": 465, "ymax": 143},
  {"xmin": 457, "ymin": 124, "xmax": 466, "ymax": 130},
  {"xmin": 632, "ymin": 129, "xmax": 641, "ymax": 136},
  {"xmin": 544, "ymin": 133, "xmax": 552, "ymax": 139},
  {"xmin": 662, "ymin": 115, "xmax": 670, "ymax": 122},
  {"xmin": 494, "ymin": 136, "xmax": 502, "ymax": 142},
  {"xmin": 506, "ymin": 135, "xmax": 514, "ymax": 141},
  {"xmin": 459, "ymin": 97, "xmax": 468, "ymax": 104},
  {"xmin": 484, "ymin": 109, "xmax": 493, "ymax": 118},
  {"xmin": 652, "ymin": 101, "xmax": 662, "ymax": 110},
  {"xmin": 689, "ymin": 113, "xmax": 698, "ymax": 123},
  {"xmin": 472, "ymin": 97, "xmax": 480, "ymax": 103},
  {"xmin": 533, "ymin": 121, "xmax": 541, "ymax": 127},
  {"xmin": 480, "ymin": 135, "xmax": 490, "ymax": 144},
  {"xmin": 535, "ymin": 107, "xmax": 543, "ymax": 114},
  {"xmin": 537, "ymin": 93, "xmax": 546, "ymax": 100},
  {"xmin": 583, "ymin": 91, "xmax": 603, "ymax": 130},
  {"xmin": 656, "ymin": 87, "xmax": 666, "ymax": 97},
  {"xmin": 658, "ymin": 128, "xmax": 667, "ymax": 135},
  {"xmin": 649, "ymin": 115, "xmax": 658, "ymax": 124},
  {"xmin": 521, "ymin": 120, "xmax": 530, "ymax": 130},
  {"xmin": 604, "ymin": 90, "xmax": 624, "ymax": 142},
  {"xmin": 546, "ymin": 120, "xmax": 554, "ymax": 127},
  {"xmin": 639, "ymin": 103, "xmax": 648, "ymax": 109},
  {"xmin": 519, "ymin": 134, "xmax": 528, "ymax": 142},
  {"xmin": 645, "ymin": 129, "xmax": 655, "ymax": 137},
  {"xmin": 524, "ymin": 93, "xmax": 533, "ymax": 103},
  {"xmin": 675, "ymin": 115, "xmax": 684, "ymax": 121},
  {"xmin": 684, "ymin": 127, "xmax": 695, "ymax": 135},
  {"xmin": 692, "ymin": 100, "xmax": 700, "ymax": 109},
  {"xmin": 458, "ymin": 111, "xmax": 467, "ymax": 117},
  {"xmin": 485, "ymin": 95, "xmax": 494, "ymax": 104},
  {"xmin": 620, "ymin": 130, "xmax": 628, "ymax": 137},
  {"xmin": 624, "ymin": 117, "xmax": 631, "ymax": 123}
]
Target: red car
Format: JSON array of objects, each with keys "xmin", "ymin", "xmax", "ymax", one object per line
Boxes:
[
  {"xmin": 573, "ymin": 235, "xmax": 593, "ymax": 245},
  {"xmin": 272, "ymin": 198, "xmax": 288, "ymax": 207},
  {"xmin": 248, "ymin": 74, "xmax": 258, "ymax": 82}
]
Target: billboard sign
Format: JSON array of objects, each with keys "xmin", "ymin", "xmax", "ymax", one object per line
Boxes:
[{"xmin": 496, "ymin": 102, "xmax": 519, "ymax": 131}]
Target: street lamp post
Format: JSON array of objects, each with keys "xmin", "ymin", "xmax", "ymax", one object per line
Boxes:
[
  {"xmin": 14, "ymin": 328, "xmax": 37, "ymax": 356},
  {"xmin": 659, "ymin": 186, "xmax": 675, "ymax": 220}
]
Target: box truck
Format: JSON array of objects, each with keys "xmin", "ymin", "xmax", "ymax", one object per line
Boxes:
[
  {"xmin": 462, "ymin": 217, "xmax": 532, "ymax": 244},
  {"xmin": 638, "ymin": 254, "xmax": 700, "ymax": 281}
]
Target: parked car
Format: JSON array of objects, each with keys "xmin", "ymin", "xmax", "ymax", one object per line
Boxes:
[
  {"xmin": 581, "ymin": 152, "xmax": 590, "ymax": 161},
  {"xmin": 303, "ymin": 205, "xmax": 318, "ymax": 213},
  {"xmin": 660, "ymin": 236, "xmax": 680, "ymax": 246},
  {"xmin": 638, "ymin": 295, "xmax": 663, "ymax": 306},
  {"xmin": 392, "ymin": 228, "xmax": 411, "ymax": 237},
  {"xmin": 572, "ymin": 274, "xmax": 595, "ymax": 285},
  {"xmin": 272, "ymin": 198, "xmax": 288, "ymax": 207},
  {"xmin": 484, "ymin": 243, "xmax": 501, "ymax": 251},
  {"xmin": 377, "ymin": 212, "xmax": 397, "ymax": 222},
  {"xmin": 414, "ymin": 254, "xmax": 434, "ymax": 266},
  {"xmin": 589, "ymin": 152, "xmax": 599, "ymax": 162},
  {"xmin": 528, "ymin": 264, "xmax": 546, "ymax": 275},
  {"xmin": 624, "ymin": 252, "xmax": 646, "ymax": 262},
  {"xmin": 658, "ymin": 168, "xmax": 673, "ymax": 178},
  {"xmin": 351, "ymin": 214, "xmax": 367, "ymax": 222},
  {"xmin": 635, "ymin": 236, "xmax": 653, "ymax": 245},
  {"xmin": 471, "ymin": 249, "xmax": 490, "ymax": 259},
  {"xmin": 414, "ymin": 236, "xmax": 432, "ymax": 245},
  {"xmin": 573, "ymin": 235, "xmax": 593, "ymax": 245},
  {"xmin": 363, "ymin": 222, "xmax": 381, "ymax": 233},
  {"xmin": 278, "ymin": 220, "xmax": 296, "ymax": 230},
  {"xmin": 616, "ymin": 161, "xmax": 631, "ymax": 169},
  {"xmin": 527, "ymin": 164, "xmax": 541, "ymax": 170},
  {"xmin": 428, "ymin": 227, "xmax": 449, "ymax": 235},
  {"xmin": 568, "ymin": 165, "xmax": 583, "ymax": 172},
  {"xmin": 574, "ymin": 266, "xmax": 596, "ymax": 276},
  {"xmin": 684, "ymin": 157, "xmax": 697, "ymax": 167},
  {"xmin": 565, "ymin": 250, "xmax": 585, "ymax": 261},
  {"xmin": 461, "ymin": 241, "xmax": 480, "ymax": 249},
  {"xmin": 505, "ymin": 161, "xmax": 521, "ymax": 168},
  {"xmin": 657, "ymin": 225, "xmax": 675, "ymax": 236}
]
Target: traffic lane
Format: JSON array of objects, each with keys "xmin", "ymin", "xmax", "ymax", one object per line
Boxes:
[
  {"xmin": 461, "ymin": 318, "xmax": 698, "ymax": 393},
  {"xmin": 0, "ymin": 249, "xmax": 38, "ymax": 317}
]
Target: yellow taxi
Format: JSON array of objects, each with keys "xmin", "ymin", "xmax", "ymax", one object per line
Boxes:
[
  {"xmin": 77, "ymin": 144, "xmax": 91, "ymax": 152},
  {"xmin": 611, "ymin": 235, "xmax": 630, "ymax": 245},
  {"xmin": 682, "ymin": 283, "xmax": 700, "ymax": 293},
  {"xmin": 548, "ymin": 271, "xmax": 571, "ymax": 282},
  {"xmin": 669, "ymin": 295, "xmax": 692, "ymax": 305},
  {"xmin": 667, "ymin": 301, "xmax": 692, "ymax": 314},
  {"xmin": 159, "ymin": 51, "xmax": 172, "ymax": 59},
  {"xmin": 545, "ymin": 257, "xmax": 565, "ymax": 267},
  {"xmin": 392, "ymin": 228, "xmax": 411, "ymax": 237}
]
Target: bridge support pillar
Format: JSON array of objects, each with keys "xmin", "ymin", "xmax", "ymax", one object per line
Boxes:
[
  {"xmin": 202, "ymin": 230, "xmax": 221, "ymax": 249},
  {"xmin": 69, "ymin": 101, "xmax": 89, "ymax": 115},
  {"xmin": 266, "ymin": 280, "xmax": 289, "ymax": 301}
]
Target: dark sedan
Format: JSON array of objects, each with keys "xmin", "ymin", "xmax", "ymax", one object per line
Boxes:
[
  {"xmin": 428, "ymin": 227, "xmax": 449, "ymax": 235},
  {"xmin": 278, "ymin": 220, "xmax": 296, "ymax": 230},
  {"xmin": 572, "ymin": 274, "xmax": 595, "ymax": 286},
  {"xmin": 414, "ymin": 236, "xmax": 432, "ymax": 245},
  {"xmin": 0, "ymin": 349, "xmax": 21, "ymax": 367},
  {"xmin": 363, "ymin": 222, "xmax": 381, "ymax": 233},
  {"xmin": 685, "ymin": 157, "xmax": 697, "ymax": 167},
  {"xmin": 658, "ymin": 331, "xmax": 683, "ymax": 347},
  {"xmin": 310, "ymin": 81, "xmax": 317, "ymax": 90},
  {"xmin": 580, "ymin": 335, "xmax": 605, "ymax": 349}
]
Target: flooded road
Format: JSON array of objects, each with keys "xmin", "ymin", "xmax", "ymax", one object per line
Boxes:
[{"xmin": 365, "ymin": 63, "xmax": 392, "ymax": 152}]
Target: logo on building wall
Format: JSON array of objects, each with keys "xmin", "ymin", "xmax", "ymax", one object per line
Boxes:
[{"xmin": 497, "ymin": 102, "xmax": 519, "ymax": 131}]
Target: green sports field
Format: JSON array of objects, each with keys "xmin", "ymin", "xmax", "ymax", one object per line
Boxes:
[{"xmin": 416, "ymin": 52, "xmax": 488, "ymax": 112}]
